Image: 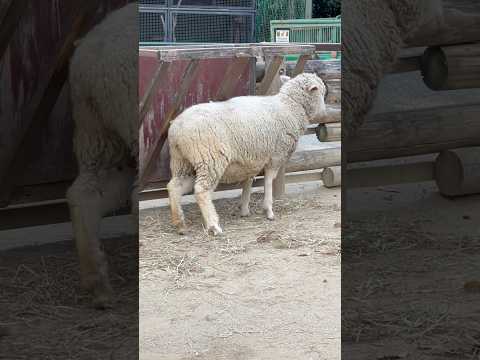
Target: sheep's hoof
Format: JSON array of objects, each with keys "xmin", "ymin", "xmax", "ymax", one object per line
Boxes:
[
  {"xmin": 93, "ymin": 293, "xmax": 113, "ymax": 310},
  {"xmin": 177, "ymin": 226, "xmax": 187, "ymax": 235},
  {"xmin": 208, "ymin": 225, "xmax": 223, "ymax": 236},
  {"xmin": 266, "ymin": 211, "xmax": 275, "ymax": 221},
  {"xmin": 240, "ymin": 208, "xmax": 250, "ymax": 217},
  {"xmin": 92, "ymin": 282, "xmax": 114, "ymax": 310}
]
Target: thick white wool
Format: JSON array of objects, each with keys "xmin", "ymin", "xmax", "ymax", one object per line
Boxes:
[
  {"xmin": 168, "ymin": 73, "xmax": 327, "ymax": 188},
  {"xmin": 69, "ymin": 2, "xmax": 138, "ymax": 171}
]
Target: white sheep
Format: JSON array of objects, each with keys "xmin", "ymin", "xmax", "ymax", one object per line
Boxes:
[
  {"xmin": 167, "ymin": 73, "xmax": 327, "ymax": 235},
  {"xmin": 66, "ymin": 2, "xmax": 137, "ymax": 308},
  {"xmin": 342, "ymin": 0, "xmax": 443, "ymax": 138}
]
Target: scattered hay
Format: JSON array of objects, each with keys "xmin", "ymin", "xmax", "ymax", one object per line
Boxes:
[{"xmin": 0, "ymin": 236, "xmax": 138, "ymax": 360}]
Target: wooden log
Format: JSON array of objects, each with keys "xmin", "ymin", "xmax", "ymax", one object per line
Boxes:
[
  {"xmin": 286, "ymin": 59, "xmax": 340, "ymax": 80},
  {"xmin": 286, "ymin": 147, "xmax": 341, "ymax": 173},
  {"xmin": 405, "ymin": 3, "xmax": 480, "ymax": 47},
  {"xmin": 285, "ymin": 60, "xmax": 341, "ymax": 104},
  {"xmin": 435, "ymin": 147, "xmax": 480, "ymax": 196},
  {"xmin": 347, "ymin": 103, "xmax": 480, "ymax": 162},
  {"xmin": 346, "ymin": 161, "xmax": 435, "ymax": 188},
  {"xmin": 420, "ymin": 44, "xmax": 480, "ymax": 90},
  {"xmin": 139, "ymin": 170, "xmax": 324, "ymax": 201},
  {"xmin": 322, "ymin": 166, "xmax": 341, "ymax": 188},
  {"xmin": 317, "ymin": 123, "xmax": 341, "ymax": 142},
  {"xmin": 311, "ymin": 105, "xmax": 341, "ymax": 124}
]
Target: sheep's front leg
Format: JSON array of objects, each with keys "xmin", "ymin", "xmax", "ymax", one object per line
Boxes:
[
  {"xmin": 263, "ymin": 168, "xmax": 279, "ymax": 220},
  {"xmin": 239, "ymin": 178, "xmax": 253, "ymax": 217},
  {"xmin": 67, "ymin": 166, "xmax": 134, "ymax": 308},
  {"xmin": 167, "ymin": 176, "xmax": 194, "ymax": 234}
]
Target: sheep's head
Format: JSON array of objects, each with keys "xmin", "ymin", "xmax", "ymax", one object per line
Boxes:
[{"xmin": 280, "ymin": 72, "xmax": 327, "ymax": 121}]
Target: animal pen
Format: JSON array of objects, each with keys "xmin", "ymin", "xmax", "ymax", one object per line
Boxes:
[
  {"xmin": 138, "ymin": 42, "xmax": 342, "ymax": 201},
  {"xmin": 0, "ymin": 0, "xmax": 132, "ymax": 231}
]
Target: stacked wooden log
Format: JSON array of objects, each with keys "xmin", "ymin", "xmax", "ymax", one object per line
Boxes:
[{"xmin": 348, "ymin": 1, "xmax": 480, "ymax": 196}]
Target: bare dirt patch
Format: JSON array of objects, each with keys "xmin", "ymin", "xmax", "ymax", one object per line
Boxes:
[
  {"xmin": 343, "ymin": 184, "xmax": 480, "ymax": 360},
  {"xmin": 139, "ymin": 185, "xmax": 341, "ymax": 360}
]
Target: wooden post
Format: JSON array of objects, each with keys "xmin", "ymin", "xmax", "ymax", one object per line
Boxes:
[
  {"xmin": 435, "ymin": 147, "xmax": 480, "ymax": 196},
  {"xmin": 292, "ymin": 54, "xmax": 311, "ymax": 77},
  {"xmin": 421, "ymin": 44, "xmax": 480, "ymax": 90},
  {"xmin": 257, "ymin": 55, "xmax": 283, "ymax": 95},
  {"xmin": 305, "ymin": 0, "xmax": 313, "ymax": 19}
]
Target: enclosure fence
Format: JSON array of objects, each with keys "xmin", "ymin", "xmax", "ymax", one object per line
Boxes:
[
  {"xmin": 139, "ymin": 0, "xmax": 256, "ymax": 43},
  {"xmin": 255, "ymin": 0, "xmax": 306, "ymax": 42}
]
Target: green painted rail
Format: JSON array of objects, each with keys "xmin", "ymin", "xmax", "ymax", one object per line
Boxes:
[{"xmin": 270, "ymin": 17, "xmax": 341, "ymax": 61}]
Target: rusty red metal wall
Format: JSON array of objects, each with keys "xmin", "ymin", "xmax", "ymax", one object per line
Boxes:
[
  {"xmin": 0, "ymin": 0, "xmax": 132, "ymax": 203},
  {"xmin": 139, "ymin": 48, "xmax": 255, "ymax": 184}
]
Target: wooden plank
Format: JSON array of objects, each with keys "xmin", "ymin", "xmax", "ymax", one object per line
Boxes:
[
  {"xmin": 313, "ymin": 43, "xmax": 342, "ymax": 52},
  {"xmin": 214, "ymin": 57, "xmax": 252, "ymax": 101},
  {"xmin": 0, "ymin": 0, "xmax": 27, "ymax": 61},
  {"xmin": 139, "ymin": 61, "xmax": 171, "ymax": 128},
  {"xmin": 257, "ymin": 55, "xmax": 283, "ymax": 95},
  {"xmin": 311, "ymin": 105, "xmax": 341, "ymax": 124},
  {"xmin": 139, "ymin": 59, "xmax": 201, "ymax": 188},
  {"xmin": 347, "ymin": 103, "xmax": 480, "ymax": 162}
]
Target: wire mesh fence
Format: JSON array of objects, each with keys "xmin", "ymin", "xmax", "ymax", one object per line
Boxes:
[
  {"xmin": 172, "ymin": 12, "xmax": 253, "ymax": 42},
  {"xmin": 139, "ymin": 0, "xmax": 255, "ymax": 43},
  {"xmin": 255, "ymin": 0, "xmax": 306, "ymax": 42}
]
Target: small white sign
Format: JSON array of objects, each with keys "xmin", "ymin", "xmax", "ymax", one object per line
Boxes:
[{"xmin": 275, "ymin": 29, "xmax": 290, "ymax": 43}]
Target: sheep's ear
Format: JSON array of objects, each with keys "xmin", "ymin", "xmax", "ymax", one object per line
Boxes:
[{"xmin": 308, "ymin": 85, "xmax": 319, "ymax": 92}]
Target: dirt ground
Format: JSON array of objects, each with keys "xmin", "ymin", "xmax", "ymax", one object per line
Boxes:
[
  {"xmin": 139, "ymin": 183, "xmax": 341, "ymax": 360},
  {"xmin": 343, "ymin": 182, "xmax": 480, "ymax": 359},
  {"xmin": 0, "ymin": 234, "xmax": 138, "ymax": 360}
]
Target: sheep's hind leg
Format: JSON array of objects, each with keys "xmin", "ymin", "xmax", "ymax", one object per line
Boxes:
[
  {"xmin": 167, "ymin": 176, "xmax": 194, "ymax": 234},
  {"xmin": 263, "ymin": 168, "xmax": 279, "ymax": 220},
  {"xmin": 193, "ymin": 168, "xmax": 223, "ymax": 235},
  {"xmin": 239, "ymin": 178, "xmax": 254, "ymax": 217},
  {"xmin": 67, "ymin": 165, "xmax": 134, "ymax": 308}
]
